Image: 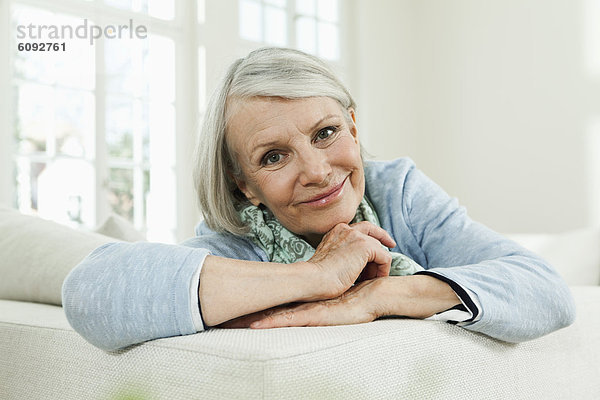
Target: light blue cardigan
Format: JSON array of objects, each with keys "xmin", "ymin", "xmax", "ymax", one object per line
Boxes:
[{"xmin": 62, "ymin": 158, "xmax": 576, "ymax": 351}]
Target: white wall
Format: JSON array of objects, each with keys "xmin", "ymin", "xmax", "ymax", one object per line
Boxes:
[{"xmin": 352, "ymin": 0, "xmax": 600, "ymax": 233}]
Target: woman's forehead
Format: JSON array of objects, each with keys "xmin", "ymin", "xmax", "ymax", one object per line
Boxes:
[
  {"xmin": 225, "ymin": 96, "xmax": 346, "ymax": 159},
  {"xmin": 227, "ymin": 96, "xmax": 343, "ymax": 131}
]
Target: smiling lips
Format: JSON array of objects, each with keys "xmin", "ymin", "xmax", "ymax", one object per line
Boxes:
[{"xmin": 301, "ymin": 176, "xmax": 348, "ymax": 207}]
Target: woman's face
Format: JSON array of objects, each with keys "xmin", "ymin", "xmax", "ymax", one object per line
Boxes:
[{"xmin": 226, "ymin": 96, "xmax": 365, "ymax": 246}]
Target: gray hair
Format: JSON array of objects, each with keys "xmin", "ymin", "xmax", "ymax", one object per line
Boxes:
[{"xmin": 193, "ymin": 47, "xmax": 357, "ymax": 235}]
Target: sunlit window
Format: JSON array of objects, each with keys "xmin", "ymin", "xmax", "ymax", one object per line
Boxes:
[
  {"xmin": 104, "ymin": 0, "xmax": 175, "ymax": 20},
  {"xmin": 239, "ymin": 0, "xmax": 288, "ymax": 46},
  {"xmin": 9, "ymin": 1, "xmax": 177, "ymax": 242},
  {"xmin": 5, "ymin": 0, "xmax": 348, "ymax": 243},
  {"xmin": 12, "ymin": 6, "xmax": 96, "ymax": 228},
  {"xmin": 238, "ymin": 0, "xmax": 340, "ymax": 60},
  {"xmin": 295, "ymin": 0, "xmax": 339, "ymax": 60}
]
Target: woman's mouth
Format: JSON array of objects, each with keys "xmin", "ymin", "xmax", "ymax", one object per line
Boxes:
[{"xmin": 301, "ymin": 176, "xmax": 348, "ymax": 207}]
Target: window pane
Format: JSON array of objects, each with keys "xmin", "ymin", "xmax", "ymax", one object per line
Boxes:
[
  {"xmin": 51, "ymin": 14, "xmax": 95, "ymax": 90},
  {"xmin": 13, "ymin": 6, "xmax": 55, "ymax": 85},
  {"xmin": 143, "ymin": 168, "xmax": 150, "ymax": 228},
  {"xmin": 16, "ymin": 83, "xmax": 53, "ymax": 154},
  {"xmin": 104, "ymin": 0, "xmax": 134, "ymax": 12},
  {"xmin": 148, "ymin": 35, "xmax": 175, "ymax": 103},
  {"xmin": 106, "ymin": 95, "xmax": 134, "ymax": 159},
  {"xmin": 13, "ymin": 7, "xmax": 94, "ymax": 90},
  {"xmin": 265, "ymin": 6, "xmax": 287, "ymax": 46},
  {"xmin": 146, "ymin": 166, "xmax": 176, "ymax": 243},
  {"xmin": 149, "ymin": 102, "xmax": 175, "ymax": 167},
  {"xmin": 104, "ymin": 0, "xmax": 148, "ymax": 13},
  {"xmin": 36, "ymin": 159, "xmax": 95, "ymax": 227},
  {"xmin": 317, "ymin": 0, "xmax": 338, "ymax": 22},
  {"xmin": 239, "ymin": 0, "xmax": 262, "ymax": 42},
  {"xmin": 265, "ymin": 0, "xmax": 286, "ymax": 6},
  {"xmin": 105, "ymin": 38, "xmax": 148, "ymax": 97},
  {"xmin": 149, "ymin": 0, "xmax": 175, "ymax": 20},
  {"xmin": 146, "ymin": 102, "xmax": 176, "ymax": 242},
  {"xmin": 55, "ymin": 88, "xmax": 95, "ymax": 158},
  {"xmin": 108, "ymin": 167, "xmax": 134, "ymax": 221},
  {"xmin": 16, "ymin": 159, "xmax": 45, "ymax": 214},
  {"xmin": 142, "ymin": 103, "xmax": 150, "ymax": 162},
  {"xmin": 296, "ymin": 17, "xmax": 316, "ymax": 54},
  {"xmin": 296, "ymin": 0, "xmax": 316, "ymax": 16},
  {"xmin": 318, "ymin": 22, "xmax": 339, "ymax": 60}
]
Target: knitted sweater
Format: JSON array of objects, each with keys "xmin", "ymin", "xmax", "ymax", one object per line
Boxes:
[{"xmin": 62, "ymin": 158, "xmax": 575, "ymax": 351}]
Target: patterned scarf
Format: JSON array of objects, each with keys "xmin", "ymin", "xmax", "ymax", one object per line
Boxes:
[{"xmin": 238, "ymin": 197, "xmax": 423, "ymax": 276}]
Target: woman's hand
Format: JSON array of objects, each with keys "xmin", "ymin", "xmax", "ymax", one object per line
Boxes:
[
  {"xmin": 306, "ymin": 221, "xmax": 396, "ymax": 300},
  {"xmin": 200, "ymin": 221, "xmax": 396, "ymax": 327},
  {"xmin": 218, "ymin": 275, "xmax": 462, "ymax": 330},
  {"xmin": 219, "ymin": 278, "xmax": 386, "ymax": 329}
]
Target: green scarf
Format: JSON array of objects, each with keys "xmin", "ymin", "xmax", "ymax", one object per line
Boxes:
[{"xmin": 238, "ymin": 197, "xmax": 423, "ymax": 276}]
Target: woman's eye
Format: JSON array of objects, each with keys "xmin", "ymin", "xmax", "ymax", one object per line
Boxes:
[
  {"xmin": 263, "ymin": 152, "xmax": 283, "ymax": 165},
  {"xmin": 315, "ymin": 126, "xmax": 337, "ymax": 141}
]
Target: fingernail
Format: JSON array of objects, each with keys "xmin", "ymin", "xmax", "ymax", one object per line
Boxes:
[{"xmin": 250, "ymin": 321, "xmax": 262, "ymax": 329}]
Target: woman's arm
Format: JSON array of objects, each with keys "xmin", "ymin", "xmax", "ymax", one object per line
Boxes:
[
  {"xmin": 367, "ymin": 158, "xmax": 576, "ymax": 342},
  {"xmin": 220, "ymin": 274, "xmax": 460, "ymax": 329},
  {"xmin": 62, "ymin": 222, "xmax": 395, "ymax": 350},
  {"xmin": 242, "ymin": 160, "xmax": 577, "ymax": 340},
  {"xmin": 199, "ymin": 222, "xmax": 396, "ymax": 326}
]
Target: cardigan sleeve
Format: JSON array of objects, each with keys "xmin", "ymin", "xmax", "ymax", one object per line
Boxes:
[
  {"xmin": 62, "ymin": 242, "xmax": 212, "ymax": 351},
  {"xmin": 400, "ymin": 163, "xmax": 576, "ymax": 342},
  {"xmin": 62, "ymin": 233, "xmax": 267, "ymax": 351}
]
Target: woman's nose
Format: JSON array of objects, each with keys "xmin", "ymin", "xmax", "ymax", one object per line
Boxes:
[{"xmin": 297, "ymin": 147, "xmax": 332, "ymax": 186}]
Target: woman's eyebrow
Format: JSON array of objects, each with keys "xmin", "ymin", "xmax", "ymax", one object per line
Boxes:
[
  {"xmin": 252, "ymin": 139, "xmax": 281, "ymax": 155},
  {"xmin": 307, "ymin": 114, "xmax": 340, "ymax": 132}
]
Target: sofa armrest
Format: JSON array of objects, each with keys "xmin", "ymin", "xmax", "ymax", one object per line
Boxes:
[{"xmin": 1, "ymin": 286, "xmax": 598, "ymax": 399}]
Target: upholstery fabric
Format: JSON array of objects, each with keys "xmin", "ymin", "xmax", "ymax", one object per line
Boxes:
[
  {"xmin": 0, "ymin": 207, "xmax": 114, "ymax": 305},
  {"xmin": 1, "ymin": 287, "xmax": 599, "ymax": 399},
  {"xmin": 0, "ymin": 207, "xmax": 145, "ymax": 306}
]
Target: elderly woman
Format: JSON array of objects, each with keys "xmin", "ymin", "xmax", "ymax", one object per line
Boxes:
[{"xmin": 62, "ymin": 47, "xmax": 575, "ymax": 351}]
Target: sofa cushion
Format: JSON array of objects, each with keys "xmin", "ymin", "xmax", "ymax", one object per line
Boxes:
[
  {"xmin": 1, "ymin": 287, "xmax": 599, "ymax": 399},
  {"xmin": 94, "ymin": 214, "xmax": 146, "ymax": 242},
  {"xmin": 0, "ymin": 206, "xmax": 115, "ymax": 305}
]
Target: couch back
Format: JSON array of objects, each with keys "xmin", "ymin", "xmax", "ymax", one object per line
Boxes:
[{"xmin": 507, "ymin": 228, "xmax": 600, "ymax": 286}]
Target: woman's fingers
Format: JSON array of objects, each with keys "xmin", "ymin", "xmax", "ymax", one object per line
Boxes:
[
  {"xmin": 250, "ymin": 280, "xmax": 380, "ymax": 329},
  {"xmin": 350, "ymin": 221, "xmax": 396, "ymax": 249},
  {"xmin": 250, "ymin": 303, "xmax": 319, "ymax": 329}
]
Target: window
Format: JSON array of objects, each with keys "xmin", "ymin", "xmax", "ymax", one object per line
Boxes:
[
  {"xmin": 2, "ymin": 0, "xmax": 349, "ymax": 243},
  {"xmin": 295, "ymin": 0, "xmax": 339, "ymax": 60},
  {"xmin": 238, "ymin": 0, "xmax": 340, "ymax": 60},
  {"xmin": 8, "ymin": 0, "xmax": 179, "ymax": 242},
  {"xmin": 239, "ymin": 0, "xmax": 287, "ymax": 46}
]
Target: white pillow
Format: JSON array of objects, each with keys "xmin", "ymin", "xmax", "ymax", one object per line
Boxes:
[
  {"xmin": 94, "ymin": 214, "xmax": 146, "ymax": 242},
  {"xmin": 507, "ymin": 228, "xmax": 600, "ymax": 286},
  {"xmin": 0, "ymin": 207, "xmax": 115, "ymax": 305}
]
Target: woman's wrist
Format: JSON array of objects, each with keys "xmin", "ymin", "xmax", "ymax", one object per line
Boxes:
[
  {"xmin": 199, "ymin": 256, "xmax": 324, "ymax": 326},
  {"xmin": 374, "ymin": 275, "xmax": 461, "ymax": 319}
]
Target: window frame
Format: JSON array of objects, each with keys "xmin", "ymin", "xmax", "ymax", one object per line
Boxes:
[
  {"xmin": 1, "ymin": 0, "xmax": 354, "ymax": 242},
  {"xmin": 2, "ymin": 0, "xmax": 202, "ymax": 242}
]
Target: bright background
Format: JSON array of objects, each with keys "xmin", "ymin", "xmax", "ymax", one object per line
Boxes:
[{"xmin": 0, "ymin": 0, "xmax": 598, "ymax": 242}]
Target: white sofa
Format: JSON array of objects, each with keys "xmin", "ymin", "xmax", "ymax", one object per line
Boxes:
[{"xmin": 1, "ymin": 206, "xmax": 599, "ymax": 399}]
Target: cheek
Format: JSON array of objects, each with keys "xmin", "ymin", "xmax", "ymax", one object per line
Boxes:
[
  {"xmin": 248, "ymin": 170, "xmax": 296, "ymax": 207},
  {"xmin": 334, "ymin": 135, "xmax": 362, "ymax": 168}
]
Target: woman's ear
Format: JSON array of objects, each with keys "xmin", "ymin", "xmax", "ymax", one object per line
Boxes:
[
  {"xmin": 232, "ymin": 175, "xmax": 261, "ymax": 207},
  {"xmin": 347, "ymin": 108, "xmax": 359, "ymax": 141}
]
